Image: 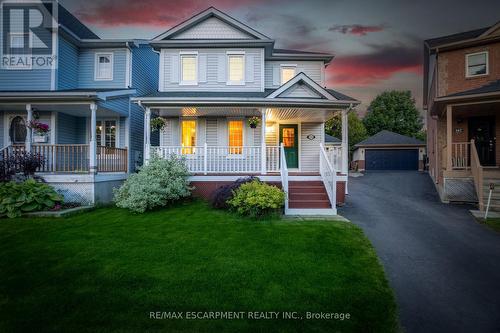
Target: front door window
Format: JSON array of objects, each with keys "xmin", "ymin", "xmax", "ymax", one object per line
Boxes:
[
  {"xmin": 469, "ymin": 116, "xmax": 496, "ymax": 166},
  {"xmin": 9, "ymin": 116, "xmax": 27, "ymax": 144},
  {"xmin": 96, "ymin": 120, "xmax": 117, "ymax": 148},
  {"xmin": 279, "ymin": 124, "xmax": 299, "ymax": 168}
]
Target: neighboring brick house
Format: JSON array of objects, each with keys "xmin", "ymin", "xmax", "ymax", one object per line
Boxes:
[{"xmin": 424, "ymin": 21, "xmax": 500, "ymax": 210}]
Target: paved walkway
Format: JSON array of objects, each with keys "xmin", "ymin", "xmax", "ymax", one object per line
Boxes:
[{"xmin": 339, "ymin": 171, "xmax": 500, "ymax": 333}]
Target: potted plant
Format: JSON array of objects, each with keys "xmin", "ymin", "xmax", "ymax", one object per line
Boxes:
[
  {"xmin": 28, "ymin": 120, "xmax": 50, "ymax": 143},
  {"xmin": 150, "ymin": 117, "xmax": 166, "ymax": 132},
  {"xmin": 248, "ymin": 116, "xmax": 260, "ymax": 129}
]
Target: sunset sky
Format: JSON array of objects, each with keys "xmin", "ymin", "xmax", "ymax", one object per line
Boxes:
[{"xmin": 61, "ymin": 0, "xmax": 500, "ymax": 115}]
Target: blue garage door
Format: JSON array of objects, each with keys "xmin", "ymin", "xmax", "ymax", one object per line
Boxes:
[{"xmin": 365, "ymin": 149, "xmax": 418, "ymax": 170}]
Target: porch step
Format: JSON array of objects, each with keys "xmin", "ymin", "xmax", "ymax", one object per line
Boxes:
[{"xmin": 288, "ymin": 180, "xmax": 332, "ymax": 209}]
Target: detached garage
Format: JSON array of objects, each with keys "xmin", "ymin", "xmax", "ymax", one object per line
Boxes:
[{"xmin": 352, "ymin": 130, "xmax": 426, "ymax": 171}]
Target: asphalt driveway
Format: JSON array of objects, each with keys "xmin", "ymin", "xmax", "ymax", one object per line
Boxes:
[{"xmin": 339, "ymin": 171, "xmax": 500, "ymax": 333}]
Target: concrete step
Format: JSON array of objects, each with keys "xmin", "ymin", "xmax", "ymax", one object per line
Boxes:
[{"xmin": 289, "ymin": 200, "xmax": 331, "ymax": 209}]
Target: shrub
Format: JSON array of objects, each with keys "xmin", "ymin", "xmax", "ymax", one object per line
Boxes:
[
  {"xmin": 227, "ymin": 180, "xmax": 285, "ymax": 218},
  {"xmin": 114, "ymin": 155, "xmax": 192, "ymax": 213},
  {"xmin": 0, "ymin": 179, "xmax": 63, "ymax": 218},
  {"xmin": 0, "ymin": 151, "xmax": 45, "ymax": 182},
  {"xmin": 211, "ymin": 176, "xmax": 257, "ymax": 209}
]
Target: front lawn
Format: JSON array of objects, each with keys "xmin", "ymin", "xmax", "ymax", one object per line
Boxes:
[
  {"xmin": 0, "ymin": 201, "xmax": 397, "ymax": 332},
  {"xmin": 483, "ymin": 218, "xmax": 500, "ymax": 233}
]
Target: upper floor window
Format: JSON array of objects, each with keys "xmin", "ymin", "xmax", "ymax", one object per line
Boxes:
[
  {"xmin": 227, "ymin": 52, "xmax": 245, "ymax": 85},
  {"xmin": 281, "ymin": 65, "xmax": 296, "ymax": 84},
  {"xmin": 466, "ymin": 51, "xmax": 488, "ymax": 77},
  {"xmin": 180, "ymin": 52, "xmax": 198, "ymax": 85},
  {"xmin": 95, "ymin": 53, "xmax": 113, "ymax": 81}
]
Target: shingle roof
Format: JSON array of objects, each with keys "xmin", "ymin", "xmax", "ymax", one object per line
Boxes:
[
  {"xmin": 273, "ymin": 48, "xmax": 331, "ymax": 55},
  {"xmin": 355, "ymin": 130, "xmax": 424, "ymax": 147},
  {"xmin": 56, "ymin": 4, "xmax": 100, "ymax": 39},
  {"xmin": 326, "ymin": 89, "xmax": 358, "ymax": 102},
  {"xmin": 325, "ymin": 134, "xmax": 341, "ymax": 143},
  {"xmin": 425, "ymin": 27, "xmax": 489, "ymax": 48},
  {"xmin": 144, "ymin": 89, "xmax": 277, "ymax": 98},
  {"xmin": 444, "ymin": 80, "xmax": 500, "ymax": 98}
]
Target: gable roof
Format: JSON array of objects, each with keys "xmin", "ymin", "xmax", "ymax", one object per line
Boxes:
[
  {"xmin": 425, "ymin": 20, "xmax": 500, "ymax": 50},
  {"xmin": 355, "ymin": 130, "xmax": 424, "ymax": 147},
  {"xmin": 46, "ymin": 3, "xmax": 99, "ymax": 39},
  {"xmin": 153, "ymin": 7, "xmax": 271, "ymax": 41},
  {"xmin": 267, "ymin": 72, "xmax": 358, "ymax": 103},
  {"xmin": 325, "ymin": 134, "xmax": 341, "ymax": 144}
]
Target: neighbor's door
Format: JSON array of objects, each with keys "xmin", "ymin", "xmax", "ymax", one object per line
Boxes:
[
  {"xmin": 469, "ymin": 116, "xmax": 496, "ymax": 166},
  {"xmin": 279, "ymin": 124, "xmax": 299, "ymax": 168}
]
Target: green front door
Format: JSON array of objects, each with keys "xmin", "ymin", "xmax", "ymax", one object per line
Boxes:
[{"xmin": 279, "ymin": 124, "xmax": 299, "ymax": 168}]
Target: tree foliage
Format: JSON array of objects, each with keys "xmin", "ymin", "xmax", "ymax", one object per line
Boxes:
[
  {"xmin": 363, "ymin": 91, "xmax": 423, "ymax": 138},
  {"xmin": 325, "ymin": 111, "xmax": 367, "ymax": 150}
]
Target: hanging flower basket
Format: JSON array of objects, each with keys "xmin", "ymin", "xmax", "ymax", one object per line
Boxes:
[
  {"xmin": 28, "ymin": 120, "xmax": 50, "ymax": 135},
  {"xmin": 150, "ymin": 117, "xmax": 167, "ymax": 132},
  {"xmin": 248, "ymin": 116, "xmax": 260, "ymax": 129}
]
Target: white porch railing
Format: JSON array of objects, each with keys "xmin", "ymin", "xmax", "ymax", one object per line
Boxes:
[
  {"xmin": 152, "ymin": 145, "xmax": 280, "ymax": 174},
  {"xmin": 280, "ymin": 143, "xmax": 289, "ymax": 211},
  {"xmin": 325, "ymin": 146, "xmax": 343, "ymax": 171},
  {"xmin": 320, "ymin": 143, "xmax": 337, "ymax": 210}
]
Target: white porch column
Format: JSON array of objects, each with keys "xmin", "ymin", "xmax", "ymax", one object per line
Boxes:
[
  {"xmin": 25, "ymin": 104, "xmax": 32, "ymax": 152},
  {"xmin": 89, "ymin": 103, "xmax": 97, "ymax": 173},
  {"xmin": 261, "ymin": 108, "xmax": 267, "ymax": 174},
  {"xmin": 341, "ymin": 109, "xmax": 349, "ymax": 175},
  {"xmin": 446, "ymin": 104, "xmax": 453, "ymax": 171},
  {"xmin": 144, "ymin": 107, "xmax": 151, "ymax": 164}
]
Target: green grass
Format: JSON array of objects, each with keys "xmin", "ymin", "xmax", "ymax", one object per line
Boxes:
[
  {"xmin": 483, "ymin": 218, "xmax": 500, "ymax": 233},
  {"xmin": 0, "ymin": 201, "xmax": 397, "ymax": 333}
]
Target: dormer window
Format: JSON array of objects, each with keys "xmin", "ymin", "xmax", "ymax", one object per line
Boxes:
[
  {"xmin": 180, "ymin": 52, "xmax": 198, "ymax": 85},
  {"xmin": 95, "ymin": 53, "xmax": 113, "ymax": 80},
  {"xmin": 466, "ymin": 51, "xmax": 488, "ymax": 77},
  {"xmin": 281, "ymin": 65, "xmax": 296, "ymax": 84},
  {"xmin": 227, "ymin": 51, "xmax": 245, "ymax": 85}
]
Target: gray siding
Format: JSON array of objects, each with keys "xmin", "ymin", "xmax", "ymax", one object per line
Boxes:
[
  {"xmin": 171, "ymin": 17, "xmax": 254, "ymax": 39},
  {"xmin": 78, "ymin": 48, "xmax": 128, "ymax": 89},
  {"xmin": 58, "ymin": 37, "xmax": 79, "ymax": 90},
  {"xmin": 265, "ymin": 61, "xmax": 324, "ymax": 88},
  {"xmin": 300, "ymin": 122, "xmax": 323, "ymax": 172},
  {"xmin": 280, "ymin": 84, "xmax": 322, "ymax": 98},
  {"xmin": 161, "ymin": 48, "xmax": 263, "ymax": 92}
]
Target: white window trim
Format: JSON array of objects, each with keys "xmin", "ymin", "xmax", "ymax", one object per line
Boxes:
[
  {"xmin": 465, "ymin": 51, "xmax": 489, "ymax": 78},
  {"xmin": 179, "ymin": 51, "xmax": 198, "ymax": 86},
  {"xmin": 280, "ymin": 64, "xmax": 297, "ymax": 85},
  {"xmin": 227, "ymin": 118, "xmax": 245, "ymax": 158},
  {"xmin": 226, "ymin": 51, "xmax": 245, "ymax": 86},
  {"xmin": 94, "ymin": 52, "xmax": 114, "ymax": 81},
  {"xmin": 96, "ymin": 118, "xmax": 120, "ymax": 147}
]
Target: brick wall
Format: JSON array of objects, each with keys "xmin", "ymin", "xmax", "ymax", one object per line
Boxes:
[{"xmin": 437, "ymin": 41, "xmax": 500, "ymax": 97}]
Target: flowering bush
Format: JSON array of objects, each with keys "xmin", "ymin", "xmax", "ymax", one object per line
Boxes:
[
  {"xmin": 227, "ymin": 180, "xmax": 285, "ymax": 218},
  {"xmin": 248, "ymin": 116, "xmax": 260, "ymax": 128},
  {"xmin": 113, "ymin": 155, "xmax": 192, "ymax": 213},
  {"xmin": 28, "ymin": 120, "xmax": 50, "ymax": 135},
  {"xmin": 211, "ymin": 176, "xmax": 257, "ymax": 209}
]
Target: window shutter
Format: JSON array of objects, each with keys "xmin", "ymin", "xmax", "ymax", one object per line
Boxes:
[
  {"xmin": 217, "ymin": 55, "xmax": 226, "ymax": 83},
  {"xmin": 197, "ymin": 118, "xmax": 206, "ymax": 146},
  {"xmin": 171, "ymin": 54, "xmax": 180, "ymax": 83},
  {"xmin": 245, "ymin": 55, "xmax": 254, "ymax": 83},
  {"xmin": 217, "ymin": 118, "xmax": 228, "ymax": 146},
  {"xmin": 198, "ymin": 54, "xmax": 207, "ymax": 83},
  {"xmin": 171, "ymin": 118, "xmax": 180, "ymax": 145},
  {"xmin": 273, "ymin": 66, "xmax": 280, "ymax": 86}
]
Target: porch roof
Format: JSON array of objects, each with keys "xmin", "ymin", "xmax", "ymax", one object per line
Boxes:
[{"xmin": 0, "ymin": 89, "xmax": 136, "ymax": 103}]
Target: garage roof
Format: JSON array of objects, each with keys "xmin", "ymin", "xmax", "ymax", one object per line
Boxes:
[{"xmin": 355, "ymin": 130, "xmax": 425, "ymax": 147}]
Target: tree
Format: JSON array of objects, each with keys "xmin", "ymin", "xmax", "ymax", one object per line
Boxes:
[
  {"xmin": 325, "ymin": 111, "xmax": 367, "ymax": 150},
  {"xmin": 363, "ymin": 91, "xmax": 423, "ymax": 138}
]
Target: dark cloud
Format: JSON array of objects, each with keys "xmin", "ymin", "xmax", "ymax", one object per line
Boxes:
[
  {"xmin": 329, "ymin": 24, "xmax": 385, "ymax": 36},
  {"xmin": 327, "ymin": 43, "xmax": 423, "ymax": 86}
]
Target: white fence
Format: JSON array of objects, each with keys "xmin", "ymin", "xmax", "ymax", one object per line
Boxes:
[{"xmin": 151, "ymin": 145, "xmax": 280, "ymax": 174}]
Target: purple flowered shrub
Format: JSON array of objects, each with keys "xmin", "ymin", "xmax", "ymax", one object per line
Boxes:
[{"xmin": 211, "ymin": 176, "xmax": 258, "ymax": 209}]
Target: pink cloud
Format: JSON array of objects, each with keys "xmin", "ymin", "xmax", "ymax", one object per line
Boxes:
[{"xmin": 329, "ymin": 24, "xmax": 385, "ymax": 36}]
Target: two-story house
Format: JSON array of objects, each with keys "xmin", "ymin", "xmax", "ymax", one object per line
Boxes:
[
  {"xmin": 134, "ymin": 7, "xmax": 359, "ymax": 215},
  {"xmin": 0, "ymin": 3, "xmax": 158, "ymax": 205},
  {"xmin": 424, "ymin": 21, "xmax": 500, "ymax": 210}
]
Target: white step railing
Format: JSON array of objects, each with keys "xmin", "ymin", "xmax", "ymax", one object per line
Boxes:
[
  {"xmin": 280, "ymin": 143, "xmax": 289, "ymax": 211},
  {"xmin": 325, "ymin": 146, "xmax": 343, "ymax": 172},
  {"xmin": 320, "ymin": 143, "xmax": 337, "ymax": 210},
  {"xmin": 152, "ymin": 145, "xmax": 280, "ymax": 174}
]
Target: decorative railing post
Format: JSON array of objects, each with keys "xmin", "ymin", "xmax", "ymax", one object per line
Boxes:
[
  {"xmin": 261, "ymin": 108, "xmax": 267, "ymax": 175},
  {"xmin": 144, "ymin": 107, "xmax": 151, "ymax": 164},
  {"xmin": 89, "ymin": 103, "xmax": 97, "ymax": 173},
  {"xmin": 25, "ymin": 104, "xmax": 32, "ymax": 153},
  {"xmin": 204, "ymin": 143, "xmax": 208, "ymax": 175}
]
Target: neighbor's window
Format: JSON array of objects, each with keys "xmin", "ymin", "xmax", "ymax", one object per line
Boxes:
[
  {"xmin": 95, "ymin": 53, "xmax": 113, "ymax": 80},
  {"xmin": 180, "ymin": 53, "xmax": 197, "ymax": 84},
  {"xmin": 281, "ymin": 65, "xmax": 296, "ymax": 84},
  {"xmin": 228, "ymin": 120, "xmax": 243, "ymax": 154},
  {"xmin": 466, "ymin": 52, "xmax": 488, "ymax": 77},
  {"xmin": 181, "ymin": 120, "xmax": 196, "ymax": 154},
  {"xmin": 227, "ymin": 53, "xmax": 245, "ymax": 84},
  {"xmin": 96, "ymin": 120, "xmax": 116, "ymax": 148}
]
